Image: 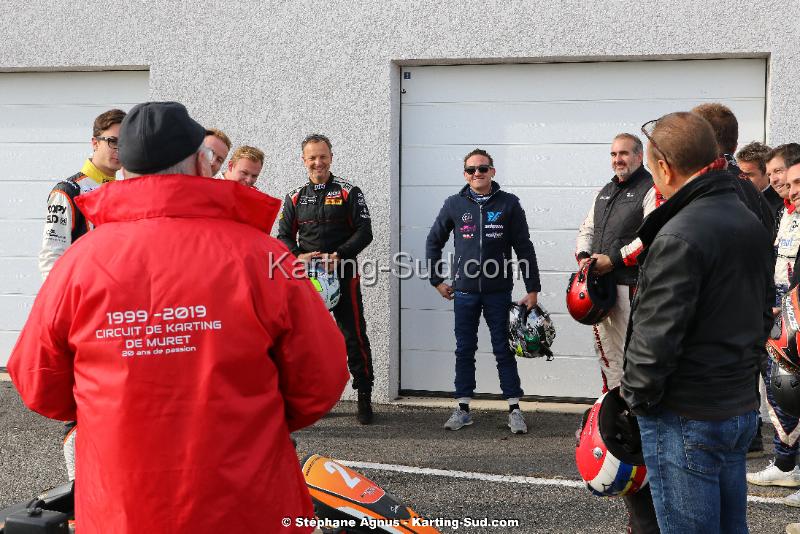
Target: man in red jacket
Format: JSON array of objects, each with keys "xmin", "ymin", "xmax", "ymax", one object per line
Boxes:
[{"xmin": 8, "ymin": 101, "xmax": 349, "ymax": 534}]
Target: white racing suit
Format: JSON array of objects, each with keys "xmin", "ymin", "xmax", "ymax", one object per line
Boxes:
[
  {"xmin": 38, "ymin": 158, "xmax": 115, "ymax": 479},
  {"xmin": 767, "ymin": 204, "xmax": 800, "ymax": 463},
  {"xmin": 576, "ymin": 185, "xmax": 661, "ymax": 392}
]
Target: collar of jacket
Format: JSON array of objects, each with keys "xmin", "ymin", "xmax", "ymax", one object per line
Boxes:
[
  {"xmin": 459, "ymin": 180, "xmax": 501, "ymax": 200},
  {"xmin": 637, "ymin": 169, "xmax": 736, "ymax": 247},
  {"xmin": 785, "ymin": 197, "xmax": 797, "ymax": 214},
  {"xmin": 611, "ymin": 163, "xmax": 650, "ymax": 187},
  {"xmin": 75, "ymin": 174, "xmax": 281, "ymax": 232},
  {"xmin": 307, "ymin": 172, "xmax": 335, "ymax": 190},
  {"xmin": 82, "ymin": 158, "xmax": 116, "ymax": 184}
]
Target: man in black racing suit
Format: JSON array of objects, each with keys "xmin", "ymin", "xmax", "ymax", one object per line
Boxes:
[{"xmin": 278, "ymin": 134, "xmax": 375, "ymax": 424}]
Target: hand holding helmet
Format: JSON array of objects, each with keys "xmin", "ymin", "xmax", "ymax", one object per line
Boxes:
[
  {"xmin": 307, "ymin": 261, "xmax": 341, "ymax": 311},
  {"xmin": 566, "ymin": 258, "xmax": 617, "ymax": 325},
  {"xmin": 508, "ymin": 302, "xmax": 556, "ymax": 360}
]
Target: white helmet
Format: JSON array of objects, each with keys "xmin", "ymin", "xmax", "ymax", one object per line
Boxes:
[{"xmin": 308, "ymin": 263, "xmax": 340, "ymax": 310}]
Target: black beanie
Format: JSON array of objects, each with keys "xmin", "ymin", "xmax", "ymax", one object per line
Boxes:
[{"xmin": 118, "ymin": 101, "xmax": 206, "ymax": 174}]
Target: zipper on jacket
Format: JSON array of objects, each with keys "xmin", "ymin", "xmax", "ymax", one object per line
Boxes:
[{"xmin": 478, "ymin": 204, "xmax": 483, "ymax": 293}]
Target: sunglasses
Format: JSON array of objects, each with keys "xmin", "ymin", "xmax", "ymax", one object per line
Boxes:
[
  {"xmin": 96, "ymin": 136, "xmax": 119, "ymax": 149},
  {"xmin": 464, "ymin": 165, "xmax": 493, "ymax": 175},
  {"xmin": 640, "ymin": 119, "xmax": 670, "ymax": 168}
]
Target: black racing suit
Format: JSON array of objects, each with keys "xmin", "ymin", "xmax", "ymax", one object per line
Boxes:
[{"xmin": 277, "ymin": 173, "xmax": 374, "ymax": 391}]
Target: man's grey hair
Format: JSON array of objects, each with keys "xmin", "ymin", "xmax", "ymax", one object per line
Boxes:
[
  {"xmin": 613, "ymin": 133, "xmax": 644, "ymax": 155},
  {"xmin": 125, "ymin": 145, "xmax": 205, "ymax": 178}
]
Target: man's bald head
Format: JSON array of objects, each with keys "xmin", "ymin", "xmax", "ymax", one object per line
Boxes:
[
  {"xmin": 646, "ymin": 112, "xmax": 719, "ymax": 198},
  {"xmin": 648, "ymin": 112, "xmax": 718, "ymax": 177}
]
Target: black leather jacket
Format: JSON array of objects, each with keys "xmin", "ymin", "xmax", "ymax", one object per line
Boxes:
[{"xmin": 621, "ymin": 170, "xmax": 775, "ymax": 420}]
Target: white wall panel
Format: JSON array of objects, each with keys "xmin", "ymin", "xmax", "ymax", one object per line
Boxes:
[
  {"xmin": 401, "ymin": 272, "xmax": 571, "ymax": 314},
  {"xmin": 401, "ymin": 186, "xmax": 596, "ymax": 231},
  {"xmin": 0, "ymin": 143, "xmax": 91, "ymax": 182},
  {"xmin": 0, "ymin": 71, "xmax": 148, "ymax": 366},
  {"xmin": 401, "ymin": 145, "xmax": 613, "ymax": 188},
  {"xmin": 0, "ymin": 332, "xmax": 20, "ymax": 367},
  {"xmin": 402, "ymin": 99, "xmax": 765, "ymax": 147},
  {"xmin": 400, "ymin": 59, "xmax": 767, "ymax": 398},
  {"xmin": 400, "ymin": 60, "xmax": 766, "ymax": 104},
  {"xmin": 401, "ymin": 226, "xmax": 580, "ymax": 273},
  {"xmin": 0, "ymin": 71, "xmax": 149, "ymax": 104},
  {"xmin": 0, "ymin": 259, "xmax": 41, "ymax": 295},
  {"xmin": 0, "ymin": 296, "xmax": 34, "ymax": 331},
  {"xmin": 3, "ymin": 182, "xmax": 52, "ymax": 219},
  {"xmin": 400, "ymin": 350, "xmax": 601, "ymax": 399},
  {"xmin": 401, "ymin": 308, "xmax": 595, "ymax": 358},
  {"xmin": 0, "ymin": 222, "xmax": 41, "ymax": 257}
]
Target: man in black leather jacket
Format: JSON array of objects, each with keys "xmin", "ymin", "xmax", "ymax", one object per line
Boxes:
[{"xmin": 622, "ymin": 112, "xmax": 774, "ymax": 533}]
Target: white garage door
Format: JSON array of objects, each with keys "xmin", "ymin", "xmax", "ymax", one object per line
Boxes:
[
  {"xmin": 400, "ymin": 58, "xmax": 766, "ymax": 400},
  {"xmin": 0, "ymin": 70, "xmax": 148, "ymax": 366}
]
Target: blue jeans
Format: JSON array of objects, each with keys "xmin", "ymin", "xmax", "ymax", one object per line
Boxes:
[
  {"xmin": 637, "ymin": 409, "xmax": 757, "ymax": 534},
  {"xmin": 453, "ymin": 290, "xmax": 523, "ymax": 399}
]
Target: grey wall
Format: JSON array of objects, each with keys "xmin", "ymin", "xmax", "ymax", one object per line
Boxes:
[{"xmin": 1, "ymin": 1, "xmax": 798, "ymax": 401}]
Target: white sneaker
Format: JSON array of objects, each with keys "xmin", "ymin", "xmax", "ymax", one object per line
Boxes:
[
  {"xmin": 508, "ymin": 409, "xmax": 528, "ymax": 434},
  {"xmin": 786, "ymin": 523, "xmax": 800, "ymax": 534},
  {"xmin": 784, "ymin": 490, "xmax": 800, "ymax": 508},
  {"xmin": 746, "ymin": 461, "xmax": 800, "ymax": 487}
]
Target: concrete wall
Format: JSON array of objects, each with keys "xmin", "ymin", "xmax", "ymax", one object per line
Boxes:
[{"xmin": 1, "ymin": 1, "xmax": 798, "ymax": 400}]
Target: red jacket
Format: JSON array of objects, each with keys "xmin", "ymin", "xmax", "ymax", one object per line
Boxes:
[{"xmin": 8, "ymin": 175, "xmax": 349, "ymax": 534}]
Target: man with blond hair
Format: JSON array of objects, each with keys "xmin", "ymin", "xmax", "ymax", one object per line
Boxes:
[
  {"xmin": 222, "ymin": 145, "xmax": 264, "ymax": 187},
  {"xmin": 204, "ymin": 128, "xmax": 231, "ymax": 176}
]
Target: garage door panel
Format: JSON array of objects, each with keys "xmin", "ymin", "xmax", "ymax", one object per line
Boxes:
[
  {"xmin": 400, "ymin": 59, "xmax": 766, "ymax": 399},
  {"xmin": 0, "ymin": 296, "xmax": 35, "ymax": 331},
  {"xmin": 400, "ymin": 59, "xmax": 766, "ymax": 104},
  {"xmin": 0, "ymin": 143, "xmax": 91, "ymax": 182},
  {"xmin": 401, "ymin": 145, "xmax": 611, "ymax": 188},
  {"xmin": 401, "ymin": 226, "xmax": 580, "ymax": 273},
  {"xmin": 0, "ymin": 104, "xmax": 138, "ymax": 143},
  {"xmin": 3, "ymin": 182, "xmax": 52, "ymax": 219},
  {"xmin": 0, "ymin": 332, "xmax": 20, "ymax": 367},
  {"xmin": 0, "ymin": 221, "xmax": 42, "ymax": 257},
  {"xmin": 401, "ymin": 186, "xmax": 596, "ymax": 231},
  {"xmin": 0, "ymin": 259, "xmax": 41, "ymax": 296},
  {"xmin": 402, "ymin": 99, "xmax": 765, "ymax": 146},
  {"xmin": 400, "ymin": 350, "xmax": 599, "ymax": 398},
  {"xmin": 401, "ymin": 308, "xmax": 594, "ymax": 357},
  {"xmin": 401, "ymin": 272, "xmax": 572, "ymax": 314},
  {"xmin": 0, "ymin": 71, "xmax": 149, "ymax": 105}
]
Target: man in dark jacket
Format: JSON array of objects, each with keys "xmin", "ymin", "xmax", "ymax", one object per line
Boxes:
[
  {"xmin": 622, "ymin": 112, "xmax": 774, "ymax": 533},
  {"xmin": 738, "ymin": 141, "xmax": 783, "ymax": 223},
  {"xmin": 692, "ymin": 103, "xmax": 775, "ymax": 240},
  {"xmin": 277, "ymin": 134, "xmax": 375, "ymax": 424},
  {"xmin": 426, "ymin": 149, "xmax": 540, "ymax": 434}
]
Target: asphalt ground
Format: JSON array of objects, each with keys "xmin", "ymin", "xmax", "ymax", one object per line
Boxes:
[{"xmin": 1, "ymin": 380, "xmax": 798, "ymax": 533}]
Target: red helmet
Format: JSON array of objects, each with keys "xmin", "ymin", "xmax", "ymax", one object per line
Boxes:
[
  {"xmin": 566, "ymin": 258, "xmax": 616, "ymax": 325},
  {"xmin": 575, "ymin": 388, "xmax": 648, "ymax": 497}
]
